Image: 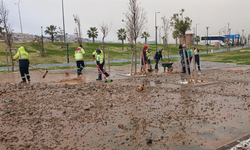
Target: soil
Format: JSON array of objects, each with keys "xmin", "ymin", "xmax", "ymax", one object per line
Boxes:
[{"xmin": 0, "ymin": 63, "xmax": 250, "ymax": 149}]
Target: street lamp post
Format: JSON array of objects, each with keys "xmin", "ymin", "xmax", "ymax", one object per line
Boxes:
[
  {"xmin": 62, "ymin": 0, "xmax": 66, "ymax": 42},
  {"xmin": 206, "ymin": 27, "xmax": 209, "ymax": 54},
  {"xmin": 196, "ymin": 23, "xmax": 199, "ymax": 38},
  {"xmin": 229, "ymin": 29, "xmax": 231, "ymax": 51},
  {"xmin": 155, "ymin": 12, "xmax": 160, "ymax": 51},
  {"xmin": 41, "ymin": 26, "xmax": 44, "ymax": 54},
  {"xmin": 66, "ymin": 33, "xmax": 69, "ymax": 63},
  {"xmin": 15, "ymin": 0, "xmax": 23, "ymax": 42},
  {"xmin": 242, "ymin": 29, "xmax": 244, "ymax": 49}
]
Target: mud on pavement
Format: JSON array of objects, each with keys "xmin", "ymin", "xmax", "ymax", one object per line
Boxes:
[{"xmin": 0, "ymin": 69, "xmax": 250, "ymax": 150}]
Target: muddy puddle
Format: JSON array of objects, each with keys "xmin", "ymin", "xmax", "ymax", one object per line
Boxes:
[{"xmin": 0, "ymin": 67, "xmax": 250, "ymax": 149}]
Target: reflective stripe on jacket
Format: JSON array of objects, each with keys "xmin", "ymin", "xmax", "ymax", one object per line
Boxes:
[
  {"xmin": 13, "ymin": 46, "xmax": 30, "ymax": 61},
  {"xmin": 92, "ymin": 50, "xmax": 103, "ymax": 59},
  {"xmin": 96, "ymin": 53, "xmax": 104, "ymax": 64},
  {"xmin": 75, "ymin": 47, "xmax": 85, "ymax": 61}
]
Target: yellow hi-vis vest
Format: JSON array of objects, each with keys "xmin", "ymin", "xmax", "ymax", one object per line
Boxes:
[
  {"xmin": 13, "ymin": 46, "xmax": 30, "ymax": 61},
  {"xmin": 75, "ymin": 47, "xmax": 85, "ymax": 61},
  {"xmin": 146, "ymin": 51, "xmax": 151, "ymax": 59},
  {"xmin": 92, "ymin": 50, "xmax": 103, "ymax": 58},
  {"xmin": 194, "ymin": 48, "xmax": 199, "ymax": 55},
  {"xmin": 96, "ymin": 53, "xmax": 104, "ymax": 64}
]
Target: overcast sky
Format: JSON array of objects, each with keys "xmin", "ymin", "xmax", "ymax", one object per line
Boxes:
[{"xmin": 4, "ymin": 0, "xmax": 250, "ymax": 43}]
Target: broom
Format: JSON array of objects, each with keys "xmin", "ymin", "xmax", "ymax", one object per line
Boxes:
[
  {"xmin": 95, "ymin": 61, "xmax": 113, "ymax": 83},
  {"xmin": 29, "ymin": 66, "xmax": 48, "ymax": 78},
  {"xmin": 65, "ymin": 65, "xmax": 74, "ymax": 77}
]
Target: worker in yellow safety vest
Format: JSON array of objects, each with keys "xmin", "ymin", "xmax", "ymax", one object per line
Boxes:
[
  {"xmin": 146, "ymin": 49, "xmax": 152, "ymax": 70},
  {"xmin": 194, "ymin": 47, "xmax": 201, "ymax": 71},
  {"xmin": 75, "ymin": 44, "xmax": 85, "ymax": 76},
  {"xmin": 13, "ymin": 46, "xmax": 31, "ymax": 83},
  {"xmin": 92, "ymin": 49, "xmax": 109, "ymax": 80}
]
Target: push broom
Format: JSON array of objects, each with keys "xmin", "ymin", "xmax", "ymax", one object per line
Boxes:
[
  {"xmin": 95, "ymin": 61, "xmax": 113, "ymax": 83},
  {"xmin": 29, "ymin": 66, "xmax": 48, "ymax": 78},
  {"xmin": 65, "ymin": 65, "xmax": 74, "ymax": 77}
]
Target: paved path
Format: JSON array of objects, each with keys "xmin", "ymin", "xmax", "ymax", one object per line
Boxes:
[{"xmin": 0, "ymin": 46, "xmax": 247, "ymax": 71}]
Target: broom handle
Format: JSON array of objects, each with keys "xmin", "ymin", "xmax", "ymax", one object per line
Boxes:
[
  {"xmin": 95, "ymin": 61, "xmax": 107, "ymax": 78},
  {"xmin": 29, "ymin": 66, "xmax": 44, "ymax": 73}
]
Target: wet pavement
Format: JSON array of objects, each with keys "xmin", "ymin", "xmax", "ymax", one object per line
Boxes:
[{"xmin": 0, "ymin": 62, "xmax": 250, "ymax": 149}]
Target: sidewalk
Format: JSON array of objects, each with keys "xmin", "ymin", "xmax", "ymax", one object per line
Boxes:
[{"xmin": 0, "ymin": 46, "xmax": 247, "ymax": 71}]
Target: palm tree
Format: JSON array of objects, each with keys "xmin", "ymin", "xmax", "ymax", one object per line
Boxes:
[
  {"xmin": 44, "ymin": 25, "xmax": 57, "ymax": 42},
  {"xmin": 195, "ymin": 35, "xmax": 200, "ymax": 45},
  {"xmin": 87, "ymin": 27, "xmax": 98, "ymax": 43},
  {"xmin": 117, "ymin": 28, "xmax": 127, "ymax": 41},
  {"xmin": 172, "ymin": 30, "xmax": 180, "ymax": 47},
  {"xmin": 141, "ymin": 31, "xmax": 150, "ymax": 44}
]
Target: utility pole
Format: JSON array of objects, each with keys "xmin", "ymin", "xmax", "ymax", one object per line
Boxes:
[
  {"xmin": 15, "ymin": 0, "xmax": 23, "ymax": 42},
  {"xmin": 242, "ymin": 29, "xmax": 244, "ymax": 49},
  {"xmin": 41, "ymin": 26, "xmax": 44, "ymax": 54},
  {"xmin": 206, "ymin": 27, "xmax": 209, "ymax": 54},
  {"xmin": 155, "ymin": 12, "xmax": 160, "ymax": 51},
  {"xmin": 62, "ymin": 0, "xmax": 66, "ymax": 42}
]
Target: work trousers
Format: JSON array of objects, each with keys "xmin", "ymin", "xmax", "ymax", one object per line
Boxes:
[
  {"xmin": 19, "ymin": 59, "xmax": 30, "ymax": 82},
  {"xmin": 97, "ymin": 61, "xmax": 109, "ymax": 79},
  {"xmin": 181, "ymin": 59, "xmax": 190, "ymax": 74},
  {"xmin": 195, "ymin": 55, "xmax": 200, "ymax": 70},
  {"xmin": 76, "ymin": 60, "xmax": 85, "ymax": 75},
  {"xmin": 155, "ymin": 60, "xmax": 159, "ymax": 69}
]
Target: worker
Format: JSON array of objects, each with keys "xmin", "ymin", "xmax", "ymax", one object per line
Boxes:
[
  {"xmin": 93, "ymin": 49, "xmax": 109, "ymax": 80},
  {"xmin": 179, "ymin": 44, "xmax": 190, "ymax": 74},
  {"xmin": 13, "ymin": 46, "xmax": 31, "ymax": 83},
  {"xmin": 188, "ymin": 48, "xmax": 193, "ymax": 62},
  {"xmin": 194, "ymin": 47, "xmax": 201, "ymax": 71},
  {"xmin": 154, "ymin": 48, "xmax": 163, "ymax": 70},
  {"xmin": 147, "ymin": 49, "xmax": 152, "ymax": 70},
  {"xmin": 141, "ymin": 45, "xmax": 148, "ymax": 73},
  {"xmin": 75, "ymin": 44, "xmax": 85, "ymax": 76}
]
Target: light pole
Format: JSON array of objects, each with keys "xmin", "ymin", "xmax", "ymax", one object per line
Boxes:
[
  {"xmin": 196, "ymin": 23, "xmax": 199, "ymax": 37},
  {"xmin": 66, "ymin": 33, "xmax": 69, "ymax": 63},
  {"xmin": 155, "ymin": 12, "xmax": 160, "ymax": 51},
  {"xmin": 41, "ymin": 26, "xmax": 44, "ymax": 54},
  {"xmin": 229, "ymin": 29, "xmax": 231, "ymax": 51},
  {"xmin": 15, "ymin": 0, "xmax": 23, "ymax": 42},
  {"xmin": 206, "ymin": 27, "xmax": 209, "ymax": 54},
  {"xmin": 242, "ymin": 29, "xmax": 244, "ymax": 48},
  {"xmin": 62, "ymin": 0, "xmax": 66, "ymax": 42}
]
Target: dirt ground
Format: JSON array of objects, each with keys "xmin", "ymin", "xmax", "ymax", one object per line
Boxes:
[{"xmin": 0, "ymin": 63, "xmax": 250, "ymax": 150}]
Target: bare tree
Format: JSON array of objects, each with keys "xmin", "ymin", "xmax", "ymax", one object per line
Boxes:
[
  {"xmin": 100, "ymin": 21, "xmax": 112, "ymax": 45},
  {"xmin": 73, "ymin": 14, "xmax": 82, "ymax": 45},
  {"xmin": 124, "ymin": 0, "xmax": 147, "ymax": 74},
  {"xmin": 0, "ymin": 0, "xmax": 14, "ymax": 71},
  {"xmin": 57, "ymin": 27, "xmax": 64, "ymax": 48},
  {"xmin": 161, "ymin": 15, "xmax": 171, "ymax": 46}
]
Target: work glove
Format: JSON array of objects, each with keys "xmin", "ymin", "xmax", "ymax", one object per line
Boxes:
[
  {"xmin": 97, "ymin": 65, "xmax": 100, "ymax": 69},
  {"xmin": 155, "ymin": 59, "xmax": 157, "ymax": 62},
  {"xmin": 92, "ymin": 57, "xmax": 95, "ymax": 60}
]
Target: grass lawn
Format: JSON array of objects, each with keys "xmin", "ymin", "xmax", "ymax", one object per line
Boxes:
[
  {"xmin": 0, "ymin": 42, "xmax": 226, "ymax": 68},
  {"xmin": 200, "ymin": 47, "xmax": 250, "ymax": 65}
]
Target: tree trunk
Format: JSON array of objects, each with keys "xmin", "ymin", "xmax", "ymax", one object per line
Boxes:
[
  {"xmin": 175, "ymin": 38, "xmax": 177, "ymax": 47},
  {"xmin": 131, "ymin": 47, "xmax": 133, "ymax": 75},
  {"xmin": 108, "ymin": 46, "xmax": 110, "ymax": 75},
  {"xmin": 192, "ymin": 48, "xmax": 197, "ymax": 82},
  {"xmin": 52, "ymin": 35, "xmax": 54, "ymax": 42},
  {"xmin": 5, "ymin": 49, "xmax": 9, "ymax": 72},
  {"xmin": 134, "ymin": 40, "xmax": 137, "ymax": 75},
  {"xmin": 9, "ymin": 48, "xmax": 14, "ymax": 72},
  {"xmin": 145, "ymin": 38, "xmax": 146, "ymax": 44},
  {"xmin": 93, "ymin": 37, "xmax": 95, "ymax": 43}
]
